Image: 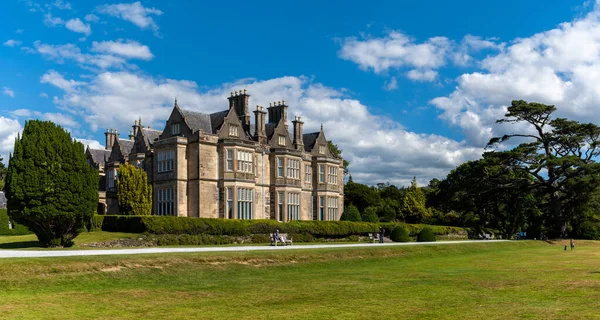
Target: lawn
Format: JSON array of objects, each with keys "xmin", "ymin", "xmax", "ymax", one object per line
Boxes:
[
  {"xmin": 0, "ymin": 231, "xmax": 140, "ymax": 249},
  {"xmin": 0, "ymin": 241, "xmax": 598, "ymax": 319}
]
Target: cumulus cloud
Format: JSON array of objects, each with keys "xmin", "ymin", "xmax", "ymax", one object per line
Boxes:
[
  {"xmin": 10, "ymin": 108, "xmax": 78, "ymax": 128},
  {"xmin": 44, "ymin": 71, "xmax": 482, "ymax": 186},
  {"xmin": 75, "ymin": 138, "xmax": 103, "ymax": 150},
  {"xmin": 3, "ymin": 40, "xmax": 22, "ymax": 47},
  {"xmin": 34, "ymin": 41, "xmax": 129, "ymax": 70},
  {"xmin": 97, "ymin": 1, "xmax": 163, "ymax": 36},
  {"xmin": 383, "ymin": 76, "xmax": 398, "ymax": 91},
  {"xmin": 0, "ymin": 117, "xmax": 22, "ymax": 161},
  {"xmin": 43, "ymin": 13, "xmax": 65, "ymax": 27},
  {"xmin": 406, "ymin": 69, "xmax": 438, "ymax": 82},
  {"xmin": 85, "ymin": 14, "xmax": 99, "ymax": 22},
  {"xmin": 65, "ymin": 18, "xmax": 91, "ymax": 36},
  {"xmin": 41, "ymin": 70, "xmax": 86, "ymax": 92},
  {"xmin": 430, "ymin": 3, "xmax": 600, "ymax": 147},
  {"xmin": 51, "ymin": 0, "xmax": 71, "ymax": 10},
  {"xmin": 2, "ymin": 87, "xmax": 15, "ymax": 98},
  {"xmin": 91, "ymin": 40, "xmax": 153, "ymax": 60}
]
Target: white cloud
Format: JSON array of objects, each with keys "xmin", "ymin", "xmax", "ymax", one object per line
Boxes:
[
  {"xmin": 40, "ymin": 92, "xmax": 49, "ymax": 98},
  {"xmin": 75, "ymin": 138, "xmax": 103, "ymax": 150},
  {"xmin": 406, "ymin": 69, "xmax": 438, "ymax": 82},
  {"xmin": 0, "ymin": 117, "xmax": 22, "ymax": 161},
  {"xmin": 85, "ymin": 14, "xmax": 99, "ymax": 22},
  {"xmin": 52, "ymin": 0, "xmax": 71, "ymax": 10},
  {"xmin": 65, "ymin": 18, "xmax": 91, "ymax": 36},
  {"xmin": 339, "ymin": 31, "xmax": 452, "ymax": 73},
  {"xmin": 45, "ymin": 71, "xmax": 482, "ymax": 186},
  {"xmin": 10, "ymin": 108, "xmax": 78, "ymax": 128},
  {"xmin": 97, "ymin": 1, "xmax": 163, "ymax": 36},
  {"xmin": 430, "ymin": 3, "xmax": 600, "ymax": 147},
  {"xmin": 91, "ymin": 39, "xmax": 153, "ymax": 60},
  {"xmin": 2, "ymin": 87, "xmax": 15, "ymax": 98},
  {"xmin": 3, "ymin": 40, "xmax": 22, "ymax": 47},
  {"xmin": 34, "ymin": 41, "xmax": 129, "ymax": 70},
  {"xmin": 41, "ymin": 70, "xmax": 86, "ymax": 92},
  {"xmin": 44, "ymin": 13, "xmax": 65, "ymax": 27},
  {"xmin": 383, "ymin": 76, "xmax": 398, "ymax": 91}
]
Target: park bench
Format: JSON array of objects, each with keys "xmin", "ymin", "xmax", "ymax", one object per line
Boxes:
[
  {"xmin": 368, "ymin": 233, "xmax": 380, "ymax": 243},
  {"xmin": 269, "ymin": 233, "xmax": 293, "ymax": 246}
]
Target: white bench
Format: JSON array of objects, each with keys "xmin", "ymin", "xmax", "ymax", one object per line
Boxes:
[
  {"xmin": 368, "ymin": 233, "xmax": 380, "ymax": 243},
  {"xmin": 270, "ymin": 233, "xmax": 293, "ymax": 246}
]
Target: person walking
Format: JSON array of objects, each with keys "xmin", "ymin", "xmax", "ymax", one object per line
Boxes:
[
  {"xmin": 570, "ymin": 239, "xmax": 575, "ymax": 250},
  {"xmin": 379, "ymin": 227, "xmax": 385, "ymax": 243}
]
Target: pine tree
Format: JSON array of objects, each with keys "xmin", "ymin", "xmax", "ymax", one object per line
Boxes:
[
  {"xmin": 117, "ymin": 163, "xmax": 152, "ymax": 215},
  {"xmin": 401, "ymin": 177, "xmax": 431, "ymax": 223},
  {"xmin": 5, "ymin": 120, "xmax": 98, "ymax": 247}
]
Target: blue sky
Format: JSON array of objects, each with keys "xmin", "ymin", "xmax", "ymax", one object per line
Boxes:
[{"xmin": 1, "ymin": 0, "xmax": 599, "ymax": 186}]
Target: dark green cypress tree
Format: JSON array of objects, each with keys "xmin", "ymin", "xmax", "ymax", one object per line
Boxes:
[
  {"xmin": 117, "ymin": 163, "xmax": 152, "ymax": 215},
  {"xmin": 0, "ymin": 156, "xmax": 6, "ymax": 191},
  {"xmin": 5, "ymin": 120, "xmax": 98, "ymax": 247}
]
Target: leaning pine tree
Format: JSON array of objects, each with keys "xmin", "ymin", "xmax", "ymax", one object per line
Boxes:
[
  {"xmin": 5, "ymin": 120, "xmax": 98, "ymax": 247},
  {"xmin": 117, "ymin": 163, "xmax": 152, "ymax": 215}
]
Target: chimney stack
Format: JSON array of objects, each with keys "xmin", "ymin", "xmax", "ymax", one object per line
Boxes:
[
  {"xmin": 104, "ymin": 128, "xmax": 117, "ymax": 150},
  {"xmin": 227, "ymin": 89, "xmax": 251, "ymax": 132},
  {"xmin": 267, "ymin": 99, "xmax": 288, "ymax": 129},
  {"xmin": 292, "ymin": 116, "xmax": 304, "ymax": 151},
  {"xmin": 253, "ymin": 105, "xmax": 267, "ymax": 144},
  {"xmin": 132, "ymin": 117, "xmax": 141, "ymax": 136}
]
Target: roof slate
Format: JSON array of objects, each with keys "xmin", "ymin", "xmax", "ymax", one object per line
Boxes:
[
  {"xmin": 88, "ymin": 148, "xmax": 111, "ymax": 165},
  {"xmin": 141, "ymin": 128, "xmax": 162, "ymax": 146},
  {"xmin": 209, "ymin": 110, "xmax": 229, "ymax": 134},
  {"xmin": 181, "ymin": 109, "xmax": 212, "ymax": 133},
  {"xmin": 302, "ymin": 132, "xmax": 319, "ymax": 152},
  {"xmin": 117, "ymin": 139, "xmax": 134, "ymax": 156}
]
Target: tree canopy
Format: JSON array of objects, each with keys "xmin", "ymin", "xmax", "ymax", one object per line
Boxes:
[
  {"xmin": 117, "ymin": 163, "xmax": 152, "ymax": 215},
  {"xmin": 5, "ymin": 120, "xmax": 98, "ymax": 247}
]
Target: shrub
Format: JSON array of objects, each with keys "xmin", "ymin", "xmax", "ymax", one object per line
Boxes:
[
  {"xmin": 117, "ymin": 163, "xmax": 152, "ymax": 216},
  {"xmin": 417, "ymin": 227, "xmax": 436, "ymax": 242},
  {"xmin": 0, "ymin": 209, "xmax": 31, "ymax": 235},
  {"xmin": 340, "ymin": 205, "xmax": 361, "ymax": 221},
  {"xmin": 390, "ymin": 226, "xmax": 411, "ymax": 242},
  {"xmin": 5, "ymin": 120, "xmax": 98, "ymax": 247},
  {"xmin": 361, "ymin": 207, "xmax": 379, "ymax": 223}
]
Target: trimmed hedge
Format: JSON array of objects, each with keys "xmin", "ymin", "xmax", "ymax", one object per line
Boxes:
[
  {"xmin": 95, "ymin": 215, "xmax": 468, "ymax": 241},
  {"xmin": 0, "ymin": 209, "xmax": 32, "ymax": 235},
  {"xmin": 390, "ymin": 226, "xmax": 411, "ymax": 242},
  {"xmin": 417, "ymin": 227, "xmax": 437, "ymax": 242}
]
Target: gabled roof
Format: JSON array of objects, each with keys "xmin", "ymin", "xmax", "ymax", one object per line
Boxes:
[
  {"xmin": 87, "ymin": 148, "xmax": 111, "ymax": 166},
  {"xmin": 302, "ymin": 132, "xmax": 319, "ymax": 152},
  {"xmin": 141, "ymin": 127, "xmax": 162, "ymax": 146},
  {"xmin": 117, "ymin": 139, "xmax": 134, "ymax": 156},
  {"xmin": 266, "ymin": 123, "xmax": 277, "ymax": 140},
  {"xmin": 209, "ymin": 109, "xmax": 229, "ymax": 134},
  {"xmin": 181, "ymin": 109, "xmax": 212, "ymax": 133}
]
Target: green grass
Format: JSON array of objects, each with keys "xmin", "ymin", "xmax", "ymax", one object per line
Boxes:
[
  {"xmin": 0, "ymin": 240, "xmax": 599, "ymax": 319},
  {"xmin": 0, "ymin": 231, "xmax": 140, "ymax": 249}
]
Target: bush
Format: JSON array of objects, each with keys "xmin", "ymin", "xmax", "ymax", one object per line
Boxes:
[
  {"xmin": 390, "ymin": 226, "xmax": 411, "ymax": 242},
  {"xmin": 417, "ymin": 227, "xmax": 436, "ymax": 242},
  {"xmin": 361, "ymin": 207, "xmax": 379, "ymax": 223},
  {"xmin": 340, "ymin": 205, "xmax": 361, "ymax": 221},
  {"xmin": 0, "ymin": 209, "xmax": 31, "ymax": 235}
]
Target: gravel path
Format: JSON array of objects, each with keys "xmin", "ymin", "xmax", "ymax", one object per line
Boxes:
[{"xmin": 0, "ymin": 240, "xmax": 508, "ymax": 259}]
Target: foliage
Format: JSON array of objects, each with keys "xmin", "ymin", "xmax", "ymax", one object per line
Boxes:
[
  {"xmin": 117, "ymin": 163, "xmax": 152, "ymax": 215},
  {"xmin": 340, "ymin": 204, "xmax": 361, "ymax": 221},
  {"xmin": 361, "ymin": 206, "xmax": 380, "ymax": 222},
  {"xmin": 5, "ymin": 120, "xmax": 98, "ymax": 247},
  {"xmin": 417, "ymin": 227, "xmax": 436, "ymax": 242},
  {"xmin": 390, "ymin": 225, "xmax": 411, "ymax": 242},
  {"xmin": 402, "ymin": 177, "xmax": 431, "ymax": 223},
  {"xmin": 0, "ymin": 156, "xmax": 6, "ymax": 191},
  {"xmin": 344, "ymin": 179, "xmax": 381, "ymax": 212},
  {"xmin": 328, "ymin": 141, "xmax": 350, "ymax": 173},
  {"xmin": 0, "ymin": 209, "xmax": 31, "ymax": 235},
  {"xmin": 487, "ymin": 100, "xmax": 600, "ymax": 238}
]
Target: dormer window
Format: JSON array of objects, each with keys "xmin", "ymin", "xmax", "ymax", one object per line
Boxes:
[
  {"xmin": 278, "ymin": 135, "xmax": 286, "ymax": 146},
  {"xmin": 229, "ymin": 125, "xmax": 239, "ymax": 137},
  {"xmin": 172, "ymin": 123, "xmax": 180, "ymax": 135},
  {"xmin": 319, "ymin": 145, "xmax": 326, "ymax": 154}
]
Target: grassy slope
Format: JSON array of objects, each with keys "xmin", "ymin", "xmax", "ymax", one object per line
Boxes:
[
  {"xmin": 0, "ymin": 231, "xmax": 140, "ymax": 249},
  {"xmin": 0, "ymin": 241, "xmax": 599, "ymax": 319}
]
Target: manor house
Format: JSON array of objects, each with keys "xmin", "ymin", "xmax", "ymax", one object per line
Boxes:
[{"xmin": 86, "ymin": 90, "xmax": 345, "ymax": 221}]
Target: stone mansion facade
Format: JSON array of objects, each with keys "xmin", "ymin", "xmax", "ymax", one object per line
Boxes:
[{"xmin": 86, "ymin": 90, "xmax": 345, "ymax": 221}]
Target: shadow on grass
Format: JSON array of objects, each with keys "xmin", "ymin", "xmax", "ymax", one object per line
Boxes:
[{"xmin": 0, "ymin": 241, "xmax": 41, "ymax": 249}]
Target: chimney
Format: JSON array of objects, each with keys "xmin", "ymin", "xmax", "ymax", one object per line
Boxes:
[
  {"xmin": 132, "ymin": 118, "xmax": 141, "ymax": 136},
  {"xmin": 227, "ymin": 89, "xmax": 251, "ymax": 132},
  {"xmin": 267, "ymin": 100, "xmax": 288, "ymax": 129},
  {"xmin": 129, "ymin": 130, "xmax": 135, "ymax": 140},
  {"xmin": 104, "ymin": 128, "xmax": 116, "ymax": 150},
  {"xmin": 292, "ymin": 116, "xmax": 304, "ymax": 151},
  {"xmin": 253, "ymin": 105, "xmax": 267, "ymax": 144}
]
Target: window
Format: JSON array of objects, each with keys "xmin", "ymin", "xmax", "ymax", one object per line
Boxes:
[
  {"xmin": 229, "ymin": 125, "xmax": 238, "ymax": 137},
  {"xmin": 237, "ymin": 150, "xmax": 253, "ymax": 173},
  {"xmin": 287, "ymin": 159, "xmax": 299, "ymax": 179},
  {"xmin": 157, "ymin": 187, "xmax": 175, "ymax": 216},
  {"xmin": 287, "ymin": 193, "xmax": 300, "ymax": 221},
  {"xmin": 171, "ymin": 123, "xmax": 180, "ymax": 135},
  {"xmin": 328, "ymin": 197, "xmax": 338, "ymax": 221},
  {"xmin": 107, "ymin": 170, "xmax": 115, "ymax": 190},
  {"xmin": 305, "ymin": 165, "xmax": 312, "ymax": 183},
  {"xmin": 319, "ymin": 164, "xmax": 325, "ymax": 182},
  {"xmin": 328, "ymin": 166, "xmax": 338, "ymax": 184},
  {"xmin": 157, "ymin": 150, "xmax": 175, "ymax": 173},
  {"xmin": 226, "ymin": 149, "xmax": 234, "ymax": 171},
  {"xmin": 319, "ymin": 145, "xmax": 326, "ymax": 154},
  {"xmin": 278, "ymin": 192, "xmax": 284, "ymax": 222},
  {"xmin": 319, "ymin": 196, "xmax": 325, "ymax": 221},
  {"xmin": 278, "ymin": 135, "xmax": 286, "ymax": 146},
  {"xmin": 277, "ymin": 157, "xmax": 284, "ymax": 177},
  {"xmin": 226, "ymin": 188, "xmax": 233, "ymax": 219},
  {"xmin": 237, "ymin": 188, "xmax": 253, "ymax": 219}
]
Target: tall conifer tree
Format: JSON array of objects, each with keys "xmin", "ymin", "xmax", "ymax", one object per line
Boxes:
[
  {"xmin": 117, "ymin": 163, "xmax": 152, "ymax": 215},
  {"xmin": 5, "ymin": 120, "xmax": 98, "ymax": 247}
]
